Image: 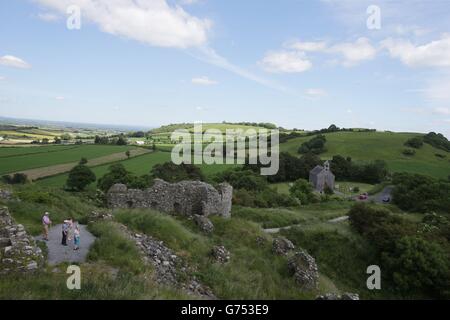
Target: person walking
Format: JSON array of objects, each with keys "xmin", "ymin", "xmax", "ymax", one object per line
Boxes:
[
  {"xmin": 73, "ymin": 223, "xmax": 80, "ymax": 251},
  {"xmin": 42, "ymin": 212, "xmax": 52, "ymax": 241},
  {"xmin": 61, "ymin": 220, "xmax": 69, "ymax": 246}
]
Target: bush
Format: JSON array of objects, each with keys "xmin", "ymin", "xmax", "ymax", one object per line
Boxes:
[
  {"xmin": 402, "ymin": 148, "xmax": 416, "ymax": 156},
  {"xmin": 289, "ymin": 179, "xmax": 315, "ymax": 205},
  {"xmin": 404, "ymin": 137, "xmax": 423, "ymax": 149},
  {"xmin": 392, "ymin": 172, "xmax": 450, "ymax": 213},
  {"xmin": 298, "ymin": 135, "xmax": 327, "ymax": 154},
  {"xmin": 66, "ymin": 165, "xmax": 96, "ymax": 191},
  {"xmin": 151, "ymin": 162, "xmax": 204, "ymax": 183},
  {"xmin": 382, "ymin": 236, "xmax": 450, "ymax": 297},
  {"xmin": 2, "ymin": 173, "xmax": 28, "ymax": 185}
]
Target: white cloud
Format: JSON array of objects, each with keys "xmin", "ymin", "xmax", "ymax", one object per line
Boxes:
[
  {"xmin": 36, "ymin": 0, "xmax": 212, "ymax": 48},
  {"xmin": 0, "ymin": 55, "xmax": 31, "ymax": 69},
  {"xmin": 434, "ymin": 107, "xmax": 450, "ymax": 115},
  {"xmin": 55, "ymin": 96, "xmax": 65, "ymax": 101},
  {"xmin": 286, "ymin": 40, "xmax": 327, "ymax": 52},
  {"xmin": 381, "ymin": 35, "xmax": 450, "ymax": 68},
  {"xmin": 329, "ymin": 37, "xmax": 376, "ymax": 67},
  {"xmin": 191, "ymin": 76, "xmax": 217, "ymax": 85},
  {"xmin": 259, "ymin": 51, "xmax": 312, "ymax": 73},
  {"xmin": 0, "ymin": 76, "xmax": 5, "ymax": 81},
  {"xmin": 305, "ymin": 88, "xmax": 327, "ymax": 98},
  {"xmin": 37, "ymin": 12, "xmax": 60, "ymax": 22}
]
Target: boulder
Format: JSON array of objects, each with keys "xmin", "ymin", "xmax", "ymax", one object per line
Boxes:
[
  {"xmin": 193, "ymin": 215, "xmax": 214, "ymax": 234},
  {"xmin": 288, "ymin": 250, "xmax": 319, "ymax": 291},
  {"xmin": 272, "ymin": 237, "xmax": 295, "ymax": 255},
  {"xmin": 211, "ymin": 245, "xmax": 230, "ymax": 264}
]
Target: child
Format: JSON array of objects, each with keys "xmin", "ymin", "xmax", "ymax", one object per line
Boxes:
[{"xmin": 73, "ymin": 224, "xmax": 80, "ymax": 251}]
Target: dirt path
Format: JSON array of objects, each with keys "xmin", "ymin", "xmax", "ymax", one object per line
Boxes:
[
  {"xmin": 36, "ymin": 224, "xmax": 96, "ymax": 265},
  {"xmin": 12, "ymin": 148, "xmax": 151, "ymax": 181}
]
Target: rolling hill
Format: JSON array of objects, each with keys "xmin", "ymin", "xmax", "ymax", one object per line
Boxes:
[{"xmin": 280, "ymin": 131, "xmax": 450, "ymax": 179}]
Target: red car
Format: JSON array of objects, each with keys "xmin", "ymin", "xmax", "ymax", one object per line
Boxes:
[{"xmin": 358, "ymin": 193, "xmax": 368, "ymax": 200}]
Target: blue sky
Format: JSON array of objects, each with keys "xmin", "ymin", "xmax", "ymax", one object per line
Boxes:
[{"xmin": 0, "ymin": 0, "xmax": 450, "ymax": 136}]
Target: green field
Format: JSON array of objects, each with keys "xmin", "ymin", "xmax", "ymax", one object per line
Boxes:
[
  {"xmin": 280, "ymin": 131, "xmax": 450, "ymax": 178},
  {"xmin": 36, "ymin": 150, "xmax": 241, "ymax": 188},
  {"xmin": 0, "ymin": 145, "xmax": 138, "ymax": 175}
]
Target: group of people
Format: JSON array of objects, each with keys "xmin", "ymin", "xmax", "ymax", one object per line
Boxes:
[{"xmin": 42, "ymin": 212, "xmax": 81, "ymax": 251}]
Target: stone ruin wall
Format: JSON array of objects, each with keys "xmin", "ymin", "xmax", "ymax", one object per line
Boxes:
[
  {"xmin": 0, "ymin": 206, "xmax": 44, "ymax": 274},
  {"xmin": 106, "ymin": 179, "xmax": 233, "ymax": 218}
]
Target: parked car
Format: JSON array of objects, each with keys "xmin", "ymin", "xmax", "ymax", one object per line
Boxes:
[
  {"xmin": 382, "ymin": 196, "xmax": 391, "ymax": 203},
  {"xmin": 358, "ymin": 193, "xmax": 368, "ymax": 200}
]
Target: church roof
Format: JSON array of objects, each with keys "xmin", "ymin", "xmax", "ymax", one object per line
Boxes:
[{"xmin": 310, "ymin": 165, "xmax": 324, "ymax": 176}]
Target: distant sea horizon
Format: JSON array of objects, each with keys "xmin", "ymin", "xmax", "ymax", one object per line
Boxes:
[{"xmin": 0, "ymin": 116, "xmax": 155, "ymax": 132}]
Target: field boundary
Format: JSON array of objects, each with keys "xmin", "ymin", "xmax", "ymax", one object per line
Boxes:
[{"xmin": 8, "ymin": 148, "xmax": 152, "ymax": 181}]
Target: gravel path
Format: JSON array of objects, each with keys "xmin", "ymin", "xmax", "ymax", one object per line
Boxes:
[{"xmin": 36, "ymin": 224, "xmax": 96, "ymax": 266}]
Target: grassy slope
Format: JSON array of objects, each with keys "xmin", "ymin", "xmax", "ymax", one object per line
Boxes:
[
  {"xmin": 114, "ymin": 209, "xmax": 326, "ymax": 299},
  {"xmin": 0, "ymin": 145, "xmax": 138, "ymax": 175},
  {"xmin": 280, "ymin": 131, "xmax": 450, "ymax": 178}
]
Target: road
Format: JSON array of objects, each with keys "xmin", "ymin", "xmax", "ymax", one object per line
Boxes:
[{"xmin": 369, "ymin": 186, "xmax": 394, "ymax": 204}]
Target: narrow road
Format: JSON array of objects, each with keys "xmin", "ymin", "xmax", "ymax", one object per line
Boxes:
[
  {"xmin": 36, "ymin": 224, "xmax": 96, "ymax": 265},
  {"xmin": 369, "ymin": 186, "xmax": 394, "ymax": 204}
]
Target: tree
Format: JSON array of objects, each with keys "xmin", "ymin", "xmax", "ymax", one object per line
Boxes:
[
  {"xmin": 61, "ymin": 133, "xmax": 71, "ymax": 141},
  {"xmin": 289, "ymin": 178, "xmax": 315, "ymax": 205},
  {"xmin": 66, "ymin": 165, "xmax": 96, "ymax": 191},
  {"xmin": 151, "ymin": 162, "xmax": 204, "ymax": 183},
  {"xmin": 79, "ymin": 157, "xmax": 88, "ymax": 165},
  {"xmin": 2, "ymin": 173, "xmax": 28, "ymax": 185},
  {"xmin": 98, "ymin": 164, "xmax": 132, "ymax": 192},
  {"xmin": 382, "ymin": 236, "xmax": 450, "ymax": 297},
  {"xmin": 116, "ymin": 135, "xmax": 128, "ymax": 145},
  {"xmin": 125, "ymin": 150, "xmax": 131, "ymax": 159}
]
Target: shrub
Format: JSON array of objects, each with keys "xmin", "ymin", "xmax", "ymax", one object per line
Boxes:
[
  {"xmin": 151, "ymin": 162, "xmax": 204, "ymax": 183},
  {"xmin": 289, "ymin": 179, "xmax": 315, "ymax": 205},
  {"xmin": 402, "ymin": 148, "xmax": 416, "ymax": 156},
  {"xmin": 66, "ymin": 165, "xmax": 96, "ymax": 191},
  {"xmin": 2, "ymin": 173, "xmax": 28, "ymax": 185},
  {"xmin": 298, "ymin": 135, "xmax": 327, "ymax": 154},
  {"xmin": 404, "ymin": 137, "xmax": 423, "ymax": 149}
]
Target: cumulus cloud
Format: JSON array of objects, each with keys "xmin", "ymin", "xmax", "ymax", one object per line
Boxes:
[
  {"xmin": 381, "ymin": 35, "xmax": 450, "ymax": 68},
  {"xmin": 0, "ymin": 55, "xmax": 31, "ymax": 69},
  {"xmin": 329, "ymin": 37, "xmax": 376, "ymax": 67},
  {"xmin": 259, "ymin": 51, "xmax": 312, "ymax": 73},
  {"xmin": 191, "ymin": 76, "xmax": 217, "ymax": 85},
  {"xmin": 36, "ymin": 0, "xmax": 212, "ymax": 48}
]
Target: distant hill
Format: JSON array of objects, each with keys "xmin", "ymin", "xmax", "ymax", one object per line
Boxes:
[{"xmin": 280, "ymin": 131, "xmax": 450, "ymax": 179}]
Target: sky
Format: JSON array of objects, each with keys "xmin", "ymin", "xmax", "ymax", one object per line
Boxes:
[{"xmin": 0, "ymin": 0, "xmax": 450, "ymax": 136}]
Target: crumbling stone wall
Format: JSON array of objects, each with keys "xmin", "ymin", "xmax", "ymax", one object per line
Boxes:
[
  {"xmin": 0, "ymin": 206, "xmax": 44, "ymax": 274},
  {"xmin": 107, "ymin": 179, "xmax": 232, "ymax": 218}
]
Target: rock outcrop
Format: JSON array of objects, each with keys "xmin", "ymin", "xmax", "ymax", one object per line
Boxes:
[
  {"xmin": 211, "ymin": 245, "xmax": 231, "ymax": 264},
  {"xmin": 0, "ymin": 207, "xmax": 44, "ymax": 274},
  {"xmin": 120, "ymin": 224, "xmax": 216, "ymax": 299},
  {"xmin": 287, "ymin": 250, "xmax": 319, "ymax": 291},
  {"xmin": 272, "ymin": 237, "xmax": 295, "ymax": 256},
  {"xmin": 193, "ymin": 215, "xmax": 214, "ymax": 234},
  {"xmin": 107, "ymin": 179, "xmax": 232, "ymax": 218},
  {"xmin": 0, "ymin": 189, "xmax": 12, "ymax": 201}
]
